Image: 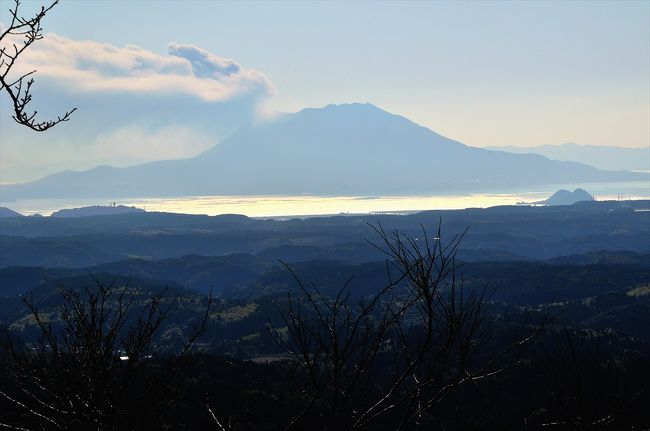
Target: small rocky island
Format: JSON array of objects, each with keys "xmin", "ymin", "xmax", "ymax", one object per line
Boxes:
[{"xmin": 539, "ymin": 188, "xmax": 594, "ymax": 206}]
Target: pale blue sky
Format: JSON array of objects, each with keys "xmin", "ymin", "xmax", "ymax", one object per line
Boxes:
[{"xmin": 1, "ymin": 0, "xmax": 648, "ymax": 183}]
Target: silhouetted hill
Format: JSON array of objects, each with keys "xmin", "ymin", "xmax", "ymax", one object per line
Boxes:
[
  {"xmin": 542, "ymin": 188, "xmax": 594, "ymax": 205},
  {"xmin": 1, "ymin": 201, "xmax": 649, "ymax": 268},
  {"xmin": 92, "ymin": 254, "xmax": 269, "ymax": 295},
  {"xmin": 51, "ymin": 205, "xmax": 145, "ymax": 217},
  {"xmin": 0, "ymin": 207, "xmax": 22, "ymax": 218},
  {"xmin": 547, "ymin": 251, "xmax": 650, "ymax": 266},
  {"xmin": 5, "ymin": 253, "xmax": 649, "ymax": 325},
  {"xmin": 0, "ymin": 104, "xmax": 642, "ymax": 199}
]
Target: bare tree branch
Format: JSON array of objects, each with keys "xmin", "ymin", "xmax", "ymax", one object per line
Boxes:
[
  {"xmin": 273, "ymin": 222, "xmax": 546, "ymax": 430},
  {"xmin": 0, "ymin": 0, "xmax": 76, "ymax": 131},
  {"xmin": 0, "ymin": 277, "xmax": 212, "ymax": 429}
]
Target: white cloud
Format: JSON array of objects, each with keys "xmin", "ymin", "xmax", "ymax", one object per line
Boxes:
[
  {"xmin": 2, "ymin": 33, "xmax": 275, "ymax": 101},
  {"xmin": 168, "ymin": 43, "xmax": 240, "ymax": 78},
  {"xmin": 0, "ymin": 32, "xmax": 278, "ymax": 183}
]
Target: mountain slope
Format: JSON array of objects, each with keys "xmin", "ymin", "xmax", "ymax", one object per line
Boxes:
[
  {"xmin": 1, "ymin": 103, "xmax": 642, "ymax": 200},
  {"xmin": 0, "ymin": 207, "xmax": 23, "ymax": 218},
  {"xmin": 487, "ymin": 143, "xmax": 650, "ymax": 172}
]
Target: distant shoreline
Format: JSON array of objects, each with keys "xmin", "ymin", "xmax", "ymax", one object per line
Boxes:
[{"xmin": 3, "ymin": 193, "xmax": 649, "ymax": 219}]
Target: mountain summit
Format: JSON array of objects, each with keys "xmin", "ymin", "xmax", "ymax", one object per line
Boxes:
[{"xmin": 1, "ymin": 103, "xmax": 642, "ymax": 200}]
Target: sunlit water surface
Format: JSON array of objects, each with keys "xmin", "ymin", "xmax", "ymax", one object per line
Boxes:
[{"xmin": 4, "ymin": 181, "xmax": 649, "ymax": 218}]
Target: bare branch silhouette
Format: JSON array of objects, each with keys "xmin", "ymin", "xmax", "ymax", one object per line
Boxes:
[
  {"xmin": 1, "ymin": 277, "xmax": 212, "ymax": 429},
  {"xmin": 273, "ymin": 222, "xmax": 547, "ymax": 430},
  {"xmin": 0, "ymin": 0, "xmax": 76, "ymax": 131}
]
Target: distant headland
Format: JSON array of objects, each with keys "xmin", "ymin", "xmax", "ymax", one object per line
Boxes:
[{"xmin": 50, "ymin": 205, "xmax": 146, "ymax": 218}]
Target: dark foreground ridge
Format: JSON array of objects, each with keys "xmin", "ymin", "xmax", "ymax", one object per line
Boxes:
[
  {"xmin": 1, "ymin": 199, "xmax": 650, "ymax": 429},
  {"xmin": 2, "ymin": 199, "xmax": 648, "ymax": 268}
]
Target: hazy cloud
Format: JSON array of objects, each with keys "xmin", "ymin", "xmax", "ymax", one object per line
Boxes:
[
  {"xmin": 0, "ymin": 123, "xmax": 216, "ymax": 183},
  {"xmin": 90, "ymin": 125, "xmax": 215, "ymax": 165}
]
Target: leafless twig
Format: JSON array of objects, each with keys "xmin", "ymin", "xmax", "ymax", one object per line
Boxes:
[{"xmin": 0, "ymin": 0, "xmax": 76, "ymax": 131}]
